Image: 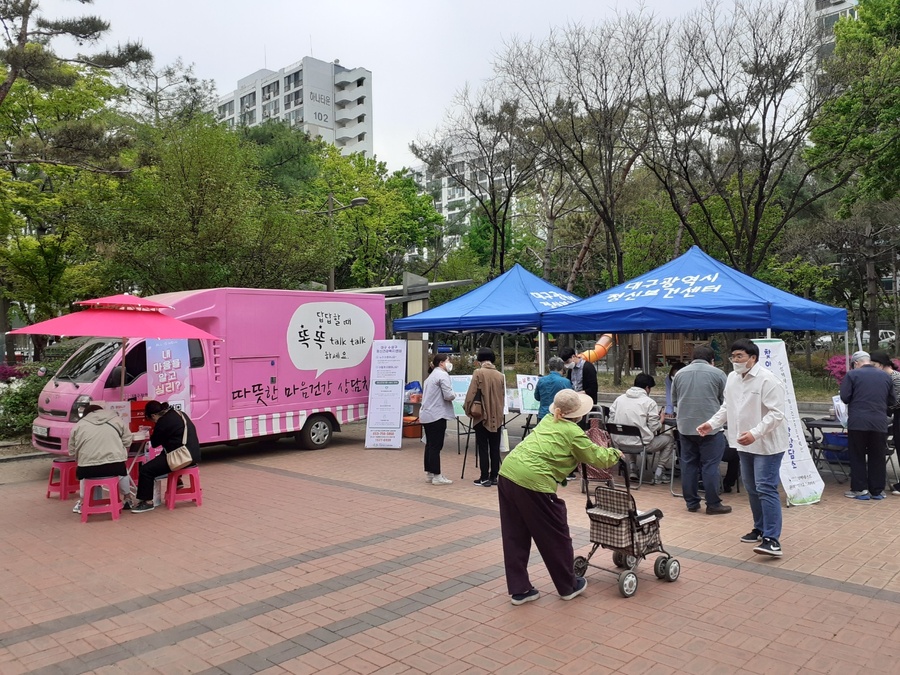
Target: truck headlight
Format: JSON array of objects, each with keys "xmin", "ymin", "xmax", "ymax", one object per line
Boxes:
[{"xmin": 69, "ymin": 395, "xmax": 93, "ymax": 422}]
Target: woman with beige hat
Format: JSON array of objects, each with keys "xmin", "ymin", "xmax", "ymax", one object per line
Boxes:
[{"xmin": 497, "ymin": 389, "xmax": 622, "ymax": 606}]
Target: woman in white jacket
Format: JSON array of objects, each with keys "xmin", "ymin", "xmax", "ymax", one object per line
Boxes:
[
  {"xmin": 419, "ymin": 354, "xmax": 456, "ymax": 485},
  {"xmin": 69, "ymin": 405, "xmax": 133, "ymax": 513}
]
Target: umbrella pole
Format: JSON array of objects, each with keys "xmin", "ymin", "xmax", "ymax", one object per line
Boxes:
[{"xmin": 120, "ymin": 338, "xmax": 127, "ymax": 400}]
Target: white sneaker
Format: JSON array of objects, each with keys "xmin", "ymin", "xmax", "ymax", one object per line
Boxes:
[
  {"xmin": 432, "ymin": 475, "xmax": 453, "ymax": 485},
  {"xmin": 425, "ymin": 472, "xmax": 435, "ymax": 483},
  {"xmin": 844, "ymin": 490, "xmax": 869, "ymax": 499},
  {"xmin": 72, "ymin": 500, "xmax": 82, "ymax": 514}
]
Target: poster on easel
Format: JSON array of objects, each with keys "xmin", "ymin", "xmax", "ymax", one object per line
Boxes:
[
  {"xmin": 516, "ymin": 374, "xmax": 540, "ymax": 413},
  {"xmin": 449, "ymin": 375, "xmax": 472, "ymax": 417},
  {"xmin": 365, "ymin": 340, "xmax": 407, "ymax": 449}
]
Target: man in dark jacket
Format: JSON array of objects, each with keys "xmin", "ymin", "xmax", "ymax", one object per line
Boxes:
[
  {"xmin": 131, "ymin": 400, "xmax": 201, "ymax": 513},
  {"xmin": 559, "ymin": 347, "xmax": 598, "ymax": 404},
  {"xmin": 840, "ymin": 351, "xmax": 896, "ymax": 500}
]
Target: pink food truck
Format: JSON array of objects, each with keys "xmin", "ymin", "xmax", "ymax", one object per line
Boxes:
[{"xmin": 31, "ymin": 288, "xmax": 385, "ymax": 455}]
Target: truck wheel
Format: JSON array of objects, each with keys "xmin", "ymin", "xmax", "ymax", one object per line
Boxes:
[{"xmin": 298, "ymin": 415, "xmax": 333, "ymax": 450}]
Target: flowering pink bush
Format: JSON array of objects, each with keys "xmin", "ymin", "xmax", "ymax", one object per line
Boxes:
[
  {"xmin": 824, "ymin": 355, "xmax": 847, "ymax": 385},
  {"xmin": 0, "ymin": 364, "xmax": 24, "ymax": 383},
  {"xmin": 824, "ymin": 355, "xmax": 900, "ymax": 385}
]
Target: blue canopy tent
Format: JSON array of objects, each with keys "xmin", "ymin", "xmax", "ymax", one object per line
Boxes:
[
  {"xmin": 393, "ymin": 264, "xmax": 580, "ymax": 334},
  {"xmin": 393, "ymin": 264, "xmax": 580, "ymax": 375},
  {"xmin": 542, "ymin": 247, "xmax": 847, "ymax": 335}
]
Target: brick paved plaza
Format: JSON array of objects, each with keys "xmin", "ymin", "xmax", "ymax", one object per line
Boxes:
[{"xmin": 2, "ymin": 423, "xmax": 899, "ymax": 674}]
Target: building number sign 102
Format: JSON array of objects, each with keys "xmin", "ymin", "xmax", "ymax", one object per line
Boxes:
[{"xmin": 309, "ymin": 90, "xmax": 331, "ymax": 123}]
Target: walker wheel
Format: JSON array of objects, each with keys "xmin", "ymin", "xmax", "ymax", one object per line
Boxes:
[
  {"xmin": 653, "ymin": 556, "xmax": 668, "ymax": 579},
  {"xmin": 665, "ymin": 558, "xmax": 681, "ymax": 582},
  {"xmin": 573, "ymin": 556, "xmax": 588, "ymax": 578},
  {"xmin": 618, "ymin": 571, "xmax": 638, "ymax": 598},
  {"xmin": 612, "ymin": 551, "xmax": 626, "ymax": 568}
]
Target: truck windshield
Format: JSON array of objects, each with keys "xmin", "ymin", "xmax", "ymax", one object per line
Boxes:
[{"xmin": 55, "ymin": 339, "xmax": 121, "ymax": 384}]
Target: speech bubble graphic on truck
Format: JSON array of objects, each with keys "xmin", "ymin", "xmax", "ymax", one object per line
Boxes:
[{"xmin": 286, "ymin": 302, "xmax": 376, "ymax": 377}]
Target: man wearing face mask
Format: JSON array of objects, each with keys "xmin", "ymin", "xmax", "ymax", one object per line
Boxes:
[
  {"xmin": 698, "ymin": 339, "xmax": 787, "ymax": 557},
  {"xmin": 419, "ymin": 354, "xmax": 457, "ymax": 485},
  {"xmin": 559, "ymin": 346, "xmax": 598, "ymax": 404}
]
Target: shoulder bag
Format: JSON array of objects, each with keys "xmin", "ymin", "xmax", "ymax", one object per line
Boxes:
[
  {"xmin": 165, "ymin": 412, "xmax": 193, "ymax": 471},
  {"xmin": 467, "ymin": 388, "xmax": 484, "ymax": 422}
]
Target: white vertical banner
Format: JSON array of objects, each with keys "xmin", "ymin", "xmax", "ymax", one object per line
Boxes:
[
  {"xmin": 365, "ymin": 340, "xmax": 407, "ymax": 449},
  {"xmin": 755, "ymin": 339, "xmax": 824, "ymax": 506}
]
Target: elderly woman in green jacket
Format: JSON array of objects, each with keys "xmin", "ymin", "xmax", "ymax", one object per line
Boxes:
[{"xmin": 498, "ymin": 389, "xmax": 622, "ymax": 605}]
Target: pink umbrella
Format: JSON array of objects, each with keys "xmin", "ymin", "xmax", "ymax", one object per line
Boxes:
[
  {"xmin": 74, "ymin": 294, "xmax": 174, "ymax": 311},
  {"xmin": 9, "ymin": 297, "xmax": 221, "ymax": 394}
]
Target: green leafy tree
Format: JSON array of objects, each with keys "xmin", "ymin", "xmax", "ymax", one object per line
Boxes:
[
  {"xmin": 811, "ymin": 0, "xmax": 900, "ymax": 205},
  {"xmin": 0, "ymin": 0, "xmax": 150, "ymax": 109}
]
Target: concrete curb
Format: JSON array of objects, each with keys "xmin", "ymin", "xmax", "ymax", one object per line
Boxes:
[{"xmin": 0, "ymin": 452, "xmax": 48, "ymax": 464}]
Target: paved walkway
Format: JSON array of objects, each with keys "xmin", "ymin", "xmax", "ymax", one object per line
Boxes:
[{"xmin": 2, "ymin": 424, "xmax": 899, "ymax": 674}]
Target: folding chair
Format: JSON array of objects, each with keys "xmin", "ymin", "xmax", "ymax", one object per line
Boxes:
[
  {"xmin": 606, "ymin": 422, "xmax": 650, "ymax": 489},
  {"xmin": 820, "ymin": 431, "xmax": 850, "ymax": 484},
  {"xmin": 885, "ymin": 440, "xmax": 899, "ymax": 486}
]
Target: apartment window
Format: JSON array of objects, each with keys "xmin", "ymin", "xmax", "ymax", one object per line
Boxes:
[
  {"xmin": 356, "ymin": 78, "xmax": 365, "ymax": 87},
  {"xmin": 284, "ymin": 71, "xmax": 301, "ymax": 91},
  {"xmin": 217, "ymin": 101, "xmax": 234, "ymax": 119},
  {"xmin": 262, "ymin": 82, "xmax": 280, "ymax": 101},
  {"xmin": 284, "ymin": 96, "xmax": 291, "ymax": 110},
  {"xmin": 357, "ymin": 132, "xmax": 366, "ymax": 142},
  {"xmin": 239, "ymin": 92, "xmax": 256, "ymax": 110}
]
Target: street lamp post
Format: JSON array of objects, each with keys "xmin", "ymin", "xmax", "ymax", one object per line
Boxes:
[{"xmin": 315, "ymin": 193, "xmax": 369, "ymax": 291}]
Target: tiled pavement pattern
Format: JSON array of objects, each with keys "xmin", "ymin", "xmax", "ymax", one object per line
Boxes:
[{"xmin": 2, "ymin": 423, "xmax": 900, "ymax": 674}]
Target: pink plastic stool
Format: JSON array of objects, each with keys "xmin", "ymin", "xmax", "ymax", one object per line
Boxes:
[
  {"xmin": 166, "ymin": 465, "xmax": 202, "ymax": 510},
  {"xmin": 46, "ymin": 459, "xmax": 79, "ymax": 500},
  {"xmin": 80, "ymin": 477, "xmax": 123, "ymax": 522}
]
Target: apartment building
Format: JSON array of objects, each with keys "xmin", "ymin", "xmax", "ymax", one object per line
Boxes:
[
  {"xmin": 214, "ymin": 56, "xmax": 373, "ymax": 157},
  {"xmin": 811, "ymin": 0, "xmax": 857, "ymax": 58}
]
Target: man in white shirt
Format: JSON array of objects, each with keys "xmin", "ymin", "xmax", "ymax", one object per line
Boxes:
[
  {"xmin": 609, "ymin": 373, "xmax": 675, "ymax": 485},
  {"xmin": 698, "ymin": 339, "xmax": 788, "ymax": 557}
]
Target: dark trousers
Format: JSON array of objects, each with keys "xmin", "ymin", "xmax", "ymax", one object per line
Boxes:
[
  {"xmin": 76, "ymin": 462, "xmax": 127, "ymax": 480},
  {"xmin": 136, "ymin": 452, "xmax": 171, "ymax": 502},
  {"xmin": 680, "ymin": 432, "xmax": 726, "ymax": 508},
  {"xmin": 474, "ymin": 423, "xmax": 501, "ymax": 481},
  {"xmin": 497, "ymin": 476, "xmax": 578, "ymax": 597},
  {"xmin": 422, "ymin": 419, "xmax": 447, "ymax": 474},
  {"xmin": 722, "ymin": 446, "xmax": 740, "ymax": 489},
  {"xmin": 848, "ymin": 429, "xmax": 888, "ymax": 495}
]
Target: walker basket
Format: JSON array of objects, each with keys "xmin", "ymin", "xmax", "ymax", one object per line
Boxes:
[{"xmin": 587, "ymin": 485, "xmax": 662, "ymax": 558}]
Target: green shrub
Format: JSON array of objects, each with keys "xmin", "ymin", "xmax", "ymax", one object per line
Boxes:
[
  {"xmin": 0, "ymin": 338, "xmax": 91, "ymax": 440},
  {"xmin": 0, "ymin": 376, "xmax": 48, "ymax": 439}
]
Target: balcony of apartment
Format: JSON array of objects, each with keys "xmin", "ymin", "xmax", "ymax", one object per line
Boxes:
[
  {"xmin": 334, "ymin": 87, "xmax": 365, "ymax": 105},
  {"xmin": 335, "ymin": 120, "xmax": 367, "ymax": 142},
  {"xmin": 333, "ymin": 67, "xmax": 368, "ymax": 88},
  {"xmin": 334, "ymin": 102, "xmax": 365, "ymax": 123}
]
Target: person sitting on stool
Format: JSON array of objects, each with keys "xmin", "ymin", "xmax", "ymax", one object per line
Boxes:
[{"xmin": 131, "ymin": 401, "xmax": 201, "ymax": 513}]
